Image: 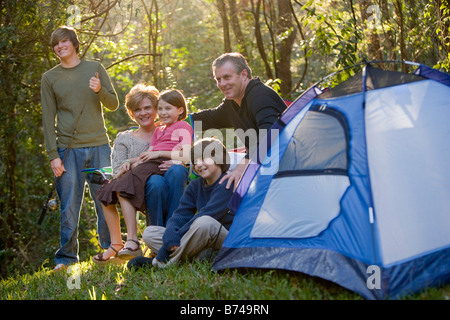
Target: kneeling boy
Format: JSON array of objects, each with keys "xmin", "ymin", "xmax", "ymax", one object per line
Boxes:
[{"xmin": 128, "ymin": 137, "xmax": 234, "ymax": 269}]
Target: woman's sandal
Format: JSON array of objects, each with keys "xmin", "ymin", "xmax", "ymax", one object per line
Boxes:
[
  {"xmin": 118, "ymin": 239, "xmax": 143, "ymax": 260},
  {"xmin": 92, "ymin": 243, "xmax": 124, "ymax": 265}
]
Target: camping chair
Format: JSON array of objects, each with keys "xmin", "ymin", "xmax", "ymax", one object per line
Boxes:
[{"xmin": 82, "ymin": 166, "xmax": 151, "ymax": 256}]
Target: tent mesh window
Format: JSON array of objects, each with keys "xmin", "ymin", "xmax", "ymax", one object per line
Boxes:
[{"xmin": 276, "ymin": 105, "xmax": 349, "ymax": 178}]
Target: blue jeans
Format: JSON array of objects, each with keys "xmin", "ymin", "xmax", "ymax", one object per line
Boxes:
[
  {"xmin": 55, "ymin": 144, "xmax": 111, "ymax": 265},
  {"xmin": 145, "ymin": 164, "xmax": 188, "ymax": 227}
]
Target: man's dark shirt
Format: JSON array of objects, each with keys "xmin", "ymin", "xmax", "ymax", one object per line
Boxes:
[{"xmin": 191, "ymin": 78, "xmax": 287, "ymax": 156}]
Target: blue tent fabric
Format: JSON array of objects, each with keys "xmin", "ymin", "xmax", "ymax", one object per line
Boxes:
[
  {"xmin": 213, "ymin": 62, "xmax": 450, "ymax": 300},
  {"xmin": 415, "ymin": 64, "xmax": 450, "ymax": 86},
  {"xmin": 214, "ymin": 246, "xmax": 450, "ymax": 300}
]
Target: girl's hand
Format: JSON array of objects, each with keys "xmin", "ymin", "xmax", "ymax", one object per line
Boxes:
[
  {"xmin": 140, "ymin": 151, "xmax": 160, "ymax": 162},
  {"xmin": 158, "ymin": 159, "xmax": 181, "ymax": 172}
]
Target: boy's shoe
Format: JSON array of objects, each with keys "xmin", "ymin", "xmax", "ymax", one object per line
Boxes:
[
  {"xmin": 127, "ymin": 256, "xmax": 154, "ymax": 269},
  {"xmin": 152, "ymin": 258, "xmax": 167, "ymax": 269},
  {"xmin": 52, "ymin": 264, "xmax": 67, "ymax": 273}
]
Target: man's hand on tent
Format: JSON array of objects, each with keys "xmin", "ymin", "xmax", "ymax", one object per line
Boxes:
[{"xmin": 219, "ymin": 157, "xmax": 249, "ymax": 191}]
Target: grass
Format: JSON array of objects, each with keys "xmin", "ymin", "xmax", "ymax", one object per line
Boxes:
[{"xmin": 1, "ymin": 258, "xmax": 449, "ymax": 301}]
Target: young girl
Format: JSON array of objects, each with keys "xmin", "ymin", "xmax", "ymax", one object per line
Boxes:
[{"xmin": 94, "ymin": 89, "xmax": 193, "ymax": 264}]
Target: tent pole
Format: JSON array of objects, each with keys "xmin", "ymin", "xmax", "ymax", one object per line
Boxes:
[{"xmin": 361, "ymin": 62, "xmax": 379, "ymax": 268}]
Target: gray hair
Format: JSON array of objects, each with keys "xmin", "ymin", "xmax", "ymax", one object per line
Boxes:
[{"xmin": 212, "ymin": 52, "xmax": 252, "ymax": 79}]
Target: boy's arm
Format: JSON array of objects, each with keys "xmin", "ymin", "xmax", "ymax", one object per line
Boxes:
[
  {"xmin": 192, "ymin": 181, "xmax": 234, "ymax": 222},
  {"xmin": 41, "ymin": 74, "xmax": 59, "ymax": 161},
  {"xmin": 170, "ymin": 179, "xmax": 234, "ymax": 244},
  {"xmin": 95, "ymin": 63, "xmax": 119, "ymax": 111},
  {"xmin": 41, "ymin": 75, "xmax": 67, "ymax": 177},
  {"xmin": 157, "ymin": 179, "xmax": 234, "ymax": 262}
]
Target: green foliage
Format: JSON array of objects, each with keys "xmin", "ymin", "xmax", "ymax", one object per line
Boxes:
[
  {"xmin": 301, "ymin": 1, "xmax": 365, "ymax": 70},
  {"xmin": 295, "ymin": 0, "xmax": 450, "ymax": 90},
  {"xmin": 0, "ymin": 0, "xmax": 71, "ymax": 277}
]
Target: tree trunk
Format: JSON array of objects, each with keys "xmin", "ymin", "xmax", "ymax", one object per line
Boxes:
[
  {"xmin": 435, "ymin": 0, "xmax": 450, "ymax": 58},
  {"xmin": 141, "ymin": 0, "xmax": 162, "ymax": 87},
  {"xmin": 216, "ymin": 0, "xmax": 232, "ymax": 53},
  {"xmin": 395, "ymin": 0, "xmax": 407, "ymax": 72},
  {"xmin": 227, "ymin": 0, "xmax": 249, "ymax": 58},
  {"xmin": 250, "ymin": 0, "xmax": 274, "ymax": 79},
  {"xmin": 380, "ymin": 0, "xmax": 396, "ymax": 66},
  {"xmin": 274, "ymin": 0, "xmax": 296, "ymax": 96},
  {"xmin": 289, "ymin": 0, "xmax": 308, "ymax": 91},
  {"xmin": 359, "ymin": 0, "xmax": 383, "ymax": 61}
]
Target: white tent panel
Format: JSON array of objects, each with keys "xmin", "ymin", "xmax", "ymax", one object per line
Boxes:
[
  {"xmin": 251, "ymin": 175, "xmax": 350, "ymax": 238},
  {"xmin": 366, "ymin": 80, "xmax": 450, "ymax": 266}
]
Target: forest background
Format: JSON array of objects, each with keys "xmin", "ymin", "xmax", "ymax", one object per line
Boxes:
[{"xmin": 0, "ymin": 0, "xmax": 449, "ymax": 278}]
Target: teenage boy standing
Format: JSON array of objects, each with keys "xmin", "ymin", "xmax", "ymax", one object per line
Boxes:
[{"xmin": 41, "ymin": 26, "xmax": 119, "ymax": 271}]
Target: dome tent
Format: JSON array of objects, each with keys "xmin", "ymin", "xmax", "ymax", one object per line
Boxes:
[{"xmin": 212, "ymin": 61, "xmax": 450, "ymax": 300}]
